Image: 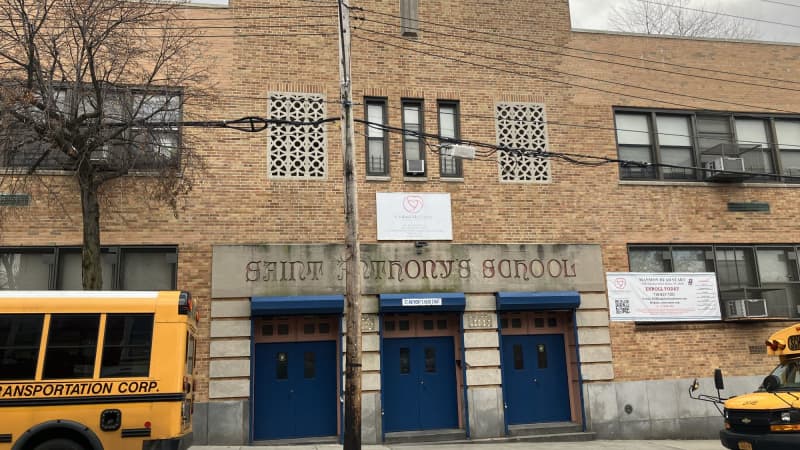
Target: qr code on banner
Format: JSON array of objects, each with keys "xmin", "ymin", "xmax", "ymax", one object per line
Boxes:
[{"xmin": 615, "ymin": 299, "xmax": 630, "ymax": 314}]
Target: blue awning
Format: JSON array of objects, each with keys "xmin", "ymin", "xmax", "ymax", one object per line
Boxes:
[
  {"xmin": 496, "ymin": 291, "xmax": 580, "ymax": 311},
  {"xmin": 379, "ymin": 292, "xmax": 466, "ymax": 313},
  {"xmin": 251, "ymin": 295, "xmax": 344, "ymax": 315}
]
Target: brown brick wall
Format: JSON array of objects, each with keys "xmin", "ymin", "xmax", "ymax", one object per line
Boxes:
[{"xmin": 2, "ymin": 1, "xmax": 799, "ymax": 399}]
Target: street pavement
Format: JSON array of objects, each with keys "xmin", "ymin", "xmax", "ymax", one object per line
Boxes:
[{"xmin": 189, "ymin": 440, "xmax": 723, "ymax": 450}]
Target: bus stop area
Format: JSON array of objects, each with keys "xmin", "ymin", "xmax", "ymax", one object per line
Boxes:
[{"xmin": 189, "ymin": 440, "xmax": 723, "ymax": 450}]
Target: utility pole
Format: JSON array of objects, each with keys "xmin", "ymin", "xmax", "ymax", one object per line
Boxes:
[{"xmin": 336, "ymin": 0, "xmax": 362, "ymax": 448}]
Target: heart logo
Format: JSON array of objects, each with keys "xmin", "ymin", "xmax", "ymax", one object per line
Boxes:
[
  {"xmin": 613, "ymin": 278, "xmax": 626, "ymax": 289},
  {"xmin": 402, "ymin": 195, "xmax": 424, "ymax": 214}
]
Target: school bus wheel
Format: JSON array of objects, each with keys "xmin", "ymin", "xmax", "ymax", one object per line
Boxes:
[{"xmin": 32, "ymin": 438, "xmax": 85, "ymax": 450}]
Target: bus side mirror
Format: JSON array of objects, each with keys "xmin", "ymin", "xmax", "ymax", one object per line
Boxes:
[
  {"xmin": 763, "ymin": 374, "xmax": 781, "ymax": 393},
  {"xmin": 714, "ymin": 368, "xmax": 725, "ymax": 391}
]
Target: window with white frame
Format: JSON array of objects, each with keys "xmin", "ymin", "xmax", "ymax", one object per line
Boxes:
[
  {"xmin": 495, "ymin": 102, "xmax": 550, "ymax": 183},
  {"xmin": 365, "ymin": 98, "xmax": 389, "ymax": 177},
  {"xmin": 268, "ymin": 92, "xmax": 327, "ymax": 179},
  {"xmin": 402, "ymin": 99, "xmax": 425, "ymax": 177},
  {"xmin": 438, "ymin": 101, "xmax": 462, "ymax": 178}
]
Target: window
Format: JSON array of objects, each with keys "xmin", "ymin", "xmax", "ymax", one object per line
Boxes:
[
  {"xmin": 402, "ymin": 100, "xmax": 425, "ymax": 176},
  {"xmin": 616, "ymin": 109, "xmax": 800, "ymax": 182},
  {"xmin": 0, "ymin": 314, "xmax": 44, "ymax": 380},
  {"xmin": 365, "ymin": 98, "xmax": 389, "ymax": 176},
  {"xmin": 629, "ymin": 244, "xmax": 800, "ymax": 319},
  {"xmin": 44, "ymin": 314, "xmax": 100, "ymax": 379},
  {"xmin": 0, "ymin": 246, "xmax": 177, "ymax": 290},
  {"xmin": 496, "ymin": 102, "xmax": 551, "ymax": 182},
  {"xmin": 438, "ymin": 101, "xmax": 462, "ymax": 178},
  {"xmin": 400, "ymin": 0, "xmax": 419, "ymax": 36},
  {"xmin": 101, "ymin": 314, "xmax": 153, "ymax": 377},
  {"xmin": 2, "ymin": 89, "xmax": 181, "ymax": 171},
  {"xmin": 268, "ymin": 92, "xmax": 327, "ymax": 179}
]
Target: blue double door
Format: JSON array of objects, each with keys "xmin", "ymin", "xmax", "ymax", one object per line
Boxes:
[
  {"xmin": 502, "ymin": 334, "xmax": 571, "ymax": 424},
  {"xmin": 253, "ymin": 340, "xmax": 337, "ymax": 440},
  {"xmin": 383, "ymin": 336, "xmax": 459, "ymax": 432}
]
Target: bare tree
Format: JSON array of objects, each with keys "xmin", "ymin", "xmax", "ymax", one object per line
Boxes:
[
  {"xmin": 609, "ymin": 0, "xmax": 758, "ymax": 40},
  {"xmin": 0, "ymin": 0, "xmax": 207, "ymax": 289}
]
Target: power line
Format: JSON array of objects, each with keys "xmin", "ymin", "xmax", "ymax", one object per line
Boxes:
[
  {"xmin": 353, "ymin": 14, "xmax": 800, "ymax": 94},
  {"xmin": 352, "ymin": 5, "xmax": 800, "ymax": 86},
  {"xmin": 640, "ymin": 0, "xmax": 800, "ymax": 29},
  {"xmin": 351, "ymin": 29, "xmax": 799, "ymax": 115},
  {"xmin": 761, "ymin": 0, "xmax": 800, "ymax": 7}
]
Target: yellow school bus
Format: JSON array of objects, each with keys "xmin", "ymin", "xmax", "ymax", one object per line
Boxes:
[
  {"xmin": 691, "ymin": 323, "xmax": 800, "ymax": 450},
  {"xmin": 0, "ymin": 291, "xmax": 198, "ymax": 450}
]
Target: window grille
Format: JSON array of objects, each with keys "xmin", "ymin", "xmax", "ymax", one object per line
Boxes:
[
  {"xmin": 495, "ymin": 102, "xmax": 551, "ymax": 183},
  {"xmin": 268, "ymin": 92, "xmax": 327, "ymax": 179}
]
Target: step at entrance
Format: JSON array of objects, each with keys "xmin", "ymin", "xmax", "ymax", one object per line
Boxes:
[{"xmin": 383, "ymin": 428, "xmax": 467, "ymax": 444}]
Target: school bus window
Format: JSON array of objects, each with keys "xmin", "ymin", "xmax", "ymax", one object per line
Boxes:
[
  {"xmin": 0, "ymin": 314, "xmax": 43, "ymax": 380},
  {"xmin": 101, "ymin": 314, "xmax": 154, "ymax": 378},
  {"xmin": 43, "ymin": 314, "xmax": 100, "ymax": 379},
  {"xmin": 185, "ymin": 331, "xmax": 196, "ymax": 375}
]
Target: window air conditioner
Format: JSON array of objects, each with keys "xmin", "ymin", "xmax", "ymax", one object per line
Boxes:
[
  {"xmin": 726, "ymin": 298, "xmax": 768, "ymax": 319},
  {"xmin": 703, "ymin": 157, "xmax": 745, "ymax": 179},
  {"xmin": 406, "ymin": 159, "xmax": 425, "ymax": 174},
  {"xmin": 89, "ymin": 148, "xmax": 111, "ymax": 165}
]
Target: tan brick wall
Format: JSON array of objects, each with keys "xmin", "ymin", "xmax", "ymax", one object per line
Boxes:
[{"xmin": 2, "ymin": 0, "xmax": 799, "ymax": 400}]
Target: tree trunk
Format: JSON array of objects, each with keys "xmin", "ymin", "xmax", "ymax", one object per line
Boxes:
[{"xmin": 80, "ymin": 179, "xmax": 103, "ymax": 290}]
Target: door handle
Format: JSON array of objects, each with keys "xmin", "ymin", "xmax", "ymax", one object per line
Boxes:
[{"xmin": 532, "ymin": 378, "xmax": 538, "ymax": 383}]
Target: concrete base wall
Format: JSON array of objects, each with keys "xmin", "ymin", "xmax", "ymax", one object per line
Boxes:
[
  {"xmin": 583, "ymin": 375, "xmax": 762, "ymax": 439},
  {"xmin": 467, "ymin": 386, "xmax": 505, "ymax": 439},
  {"xmin": 194, "ymin": 400, "xmax": 250, "ymax": 445}
]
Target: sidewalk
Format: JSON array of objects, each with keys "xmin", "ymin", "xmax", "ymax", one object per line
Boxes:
[{"xmin": 189, "ymin": 440, "xmax": 723, "ymax": 450}]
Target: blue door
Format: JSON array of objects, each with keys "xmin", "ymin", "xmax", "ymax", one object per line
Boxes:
[
  {"xmin": 502, "ymin": 334, "xmax": 570, "ymax": 424},
  {"xmin": 383, "ymin": 337, "xmax": 458, "ymax": 432},
  {"xmin": 253, "ymin": 340, "xmax": 337, "ymax": 440}
]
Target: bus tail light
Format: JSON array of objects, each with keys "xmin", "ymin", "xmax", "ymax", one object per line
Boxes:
[
  {"xmin": 766, "ymin": 339, "xmax": 786, "ymax": 351},
  {"xmin": 178, "ymin": 291, "xmax": 193, "ymax": 315}
]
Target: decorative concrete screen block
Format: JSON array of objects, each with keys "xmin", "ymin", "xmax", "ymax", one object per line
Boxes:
[
  {"xmin": 210, "ymin": 339, "xmax": 250, "ymax": 358},
  {"xmin": 211, "ymin": 299, "xmax": 251, "ymax": 318},
  {"xmin": 576, "ymin": 310, "xmax": 610, "ymax": 327},
  {"xmin": 362, "ymin": 314, "xmax": 378, "ymax": 332},
  {"xmin": 495, "ymin": 102, "xmax": 551, "ymax": 183},
  {"xmin": 581, "ymin": 362, "xmax": 614, "ymax": 381},
  {"xmin": 464, "ymin": 312, "xmax": 495, "ymax": 330},
  {"xmin": 578, "ymin": 327, "xmax": 611, "ymax": 345},
  {"xmin": 268, "ymin": 92, "xmax": 327, "ymax": 179},
  {"xmin": 463, "ymin": 331, "xmax": 499, "ymax": 349},
  {"xmin": 465, "ymin": 349, "xmax": 500, "ymax": 367},
  {"xmin": 209, "ymin": 379, "xmax": 250, "ymax": 399},
  {"xmin": 466, "ymin": 367, "xmax": 502, "ymax": 386},
  {"xmin": 210, "ymin": 319, "xmax": 251, "ymax": 338},
  {"xmin": 210, "ymin": 359, "xmax": 250, "ymax": 378}
]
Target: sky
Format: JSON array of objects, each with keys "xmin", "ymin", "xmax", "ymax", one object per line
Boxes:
[{"xmin": 568, "ymin": 0, "xmax": 800, "ymax": 44}]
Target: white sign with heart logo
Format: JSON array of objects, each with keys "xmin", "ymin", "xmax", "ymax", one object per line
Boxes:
[{"xmin": 376, "ymin": 192, "xmax": 453, "ymax": 240}]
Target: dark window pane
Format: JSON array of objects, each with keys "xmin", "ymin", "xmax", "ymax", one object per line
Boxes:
[
  {"xmin": 101, "ymin": 314, "xmax": 153, "ymax": 377},
  {"xmin": 277, "ymin": 324, "xmax": 289, "ymax": 335},
  {"xmin": 121, "ymin": 249, "xmax": 176, "ymax": 290},
  {"xmin": 548, "ymin": 318, "xmax": 558, "ymax": 328},
  {"xmin": 534, "ymin": 318, "xmax": 545, "ymax": 328},
  {"xmin": 399, "ymin": 320, "xmax": 410, "ymax": 331},
  {"xmin": 304, "ymin": 324, "xmax": 315, "ymax": 335},
  {"xmin": 423, "ymin": 320, "xmax": 434, "ymax": 330},
  {"xmin": 318, "ymin": 323, "xmax": 330, "ymax": 334},
  {"xmin": 500, "ymin": 318, "xmax": 508, "ymax": 329},
  {"xmin": 425, "ymin": 347, "xmax": 436, "ymax": 373},
  {"xmin": 0, "ymin": 252, "xmax": 52, "ymax": 290},
  {"xmin": 437, "ymin": 319, "xmax": 448, "ymax": 330},
  {"xmin": 262, "ymin": 324, "xmax": 273, "ymax": 336},
  {"xmin": 513, "ymin": 344, "xmax": 524, "ymax": 370},
  {"xmin": 384, "ymin": 320, "xmax": 396, "ymax": 331},
  {"xmin": 716, "ymin": 248, "xmax": 757, "ymax": 288},
  {"xmin": 511, "ymin": 318, "xmax": 522, "ymax": 328},
  {"xmin": 400, "ymin": 348, "xmax": 410, "ymax": 374},
  {"xmin": 0, "ymin": 314, "xmax": 44, "ymax": 380},
  {"xmin": 537, "ymin": 344, "xmax": 548, "ymax": 369},
  {"xmin": 276, "ymin": 352, "xmax": 288, "ymax": 379},
  {"xmin": 304, "ymin": 352, "xmax": 315, "ymax": 379},
  {"xmin": 57, "ymin": 250, "xmax": 113, "ymax": 290},
  {"xmin": 629, "ymin": 247, "xmax": 671, "ymax": 272},
  {"xmin": 44, "ymin": 314, "xmax": 100, "ymax": 379}
]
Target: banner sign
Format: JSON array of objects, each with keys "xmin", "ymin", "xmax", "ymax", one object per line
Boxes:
[
  {"xmin": 376, "ymin": 192, "xmax": 453, "ymax": 240},
  {"xmin": 606, "ymin": 272, "xmax": 721, "ymax": 322}
]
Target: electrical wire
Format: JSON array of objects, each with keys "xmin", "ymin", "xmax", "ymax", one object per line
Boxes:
[
  {"xmin": 352, "ymin": 14, "xmax": 800, "ymax": 94},
  {"xmin": 352, "ymin": 5, "xmax": 800, "ymax": 86},
  {"xmin": 639, "ymin": 0, "xmax": 800, "ymax": 30}
]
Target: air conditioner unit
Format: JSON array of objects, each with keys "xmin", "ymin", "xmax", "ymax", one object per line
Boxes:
[
  {"xmin": 406, "ymin": 159, "xmax": 425, "ymax": 174},
  {"xmin": 726, "ymin": 299, "xmax": 768, "ymax": 319},
  {"xmin": 703, "ymin": 156, "xmax": 745, "ymax": 180},
  {"xmin": 89, "ymin": 148, "xmax": 111, "ymax": 166}
]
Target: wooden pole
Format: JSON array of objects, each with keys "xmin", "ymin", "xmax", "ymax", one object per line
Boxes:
[{"xmin": 336, "ymin": 1, "xmax": 362, "ymax": 448}]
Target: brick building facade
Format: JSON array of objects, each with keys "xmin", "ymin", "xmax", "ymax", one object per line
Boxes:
[{"xmin": 2, "ymin": 0, "xmax": 800, "ymax": 444}]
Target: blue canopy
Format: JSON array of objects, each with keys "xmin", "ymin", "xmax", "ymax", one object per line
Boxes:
[
  {"xmin": 495, "ymin": 291, "xmax": 580, "ymax": 311},
  {"xmin": 251, "ymin": 295, "xmax": 344, "ymax": 315}
]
